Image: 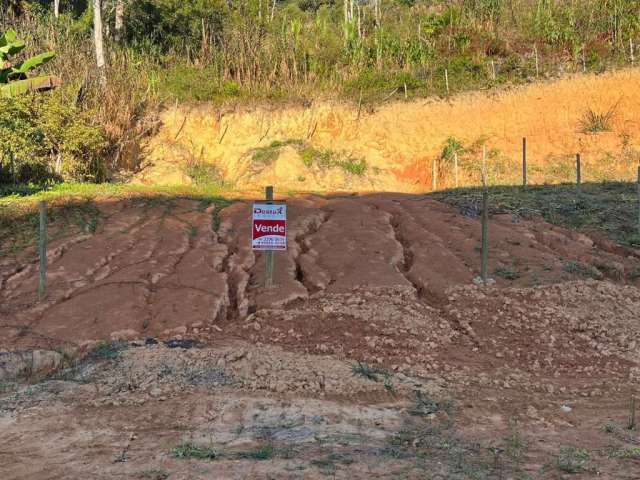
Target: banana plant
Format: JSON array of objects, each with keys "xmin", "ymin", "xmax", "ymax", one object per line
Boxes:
[{"xmin": 0, "ymin": 29, "xmax": 58, "ymax": 97}]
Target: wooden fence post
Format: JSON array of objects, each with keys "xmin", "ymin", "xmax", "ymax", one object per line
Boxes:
[
  {"xmin": 481, "ymin": 188, "xmax": 489, "ymax": 283},
  {"xmin": 432, "ymin": 159, "xmax": 437, "ymax": 191},
  {"xmin": 265, "ymin": 186, "xmax": 274, "ymax": 288},
  {"xmin": 445, "ymin": 69, "xmax": 449, "ymax": 96},
  {"xmin": 38, "ymin": 201, "xmax": 47, "ymax": 300},
  {"xmin": 454, "ymin": 152, "xmax": 459, "ymax": 188},
  {"xmin": 637, "ymin": 166, "xmax": 640, "ymax": 237},
  {"xmin": 522, "ymin": 137, "xmax": 527, "ymax": 187},
  {"xmin": 576, "ymin": 154, "xmax": 582, "ymax": 197}
]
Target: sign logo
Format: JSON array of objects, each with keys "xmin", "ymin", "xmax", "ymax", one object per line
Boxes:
[{"xmin": 252, "ymin": 203, "xmax": 287, "ymax": 251}]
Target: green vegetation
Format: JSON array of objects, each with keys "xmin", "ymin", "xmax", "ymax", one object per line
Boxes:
[
  {"xmin": 300, "ymin": 145, "xmax": 367, "ymax": 176},
  {"xmin": 351, "ymin": 361, "xmax": 387, "ymax": 381},
  {"xmin": 408, "ymin": 391, "xmax": 453, "ymax": 417},
  {"xmin": 580, "ymin": 105, "xmax": 617, "ymax": 134},
  {"xmin": 0, "ymin": 29, "xmax": 56, "ymax": 97},
  {"xmin": 3, "ymin": 1, "xmax": 640, "ymax": 184},
  {"xmin": 432, "ymin": 182, "xmax": 640, "ymax": 248},
  {"xmin": 310, "ymin": 452, "xmax": 354, "ymax": 475},
  {"xmin": 133, "ymin": 468, "xmax": 169, "ymax": 480},
  {"xmin": 494, "ymin": 265, "xmax": 520, "ymax": 280},
  {"xmin": 0, "ymin": 182, "xmax": 232, "ymax": 257},
  {"xmin": 250, "ymin": 139, "xmax": 303, "ymax": 167},
  {"xmin": 171, "ymin": 442, "xmax": 218, "ymax": 460},
  {"xmin": 563, "ymin": 261, "xmax": 603, "ymax": 280},
  {"xmin": 235, "ymin": 444, "xmax": 275, "ymax": 461},
  {"xmin": 554, "ymin": 446, "xmax": 591, "ymax": 474},
  {"xmin": 0, "ymin": 93, "xmax": 107, "ymax": 184},
  {"xmin": 90, "ymin": 340, "xmax": 127, "ymax": 360}
]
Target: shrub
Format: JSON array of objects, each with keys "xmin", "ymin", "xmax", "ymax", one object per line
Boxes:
[{"xmin": 0, "ymin": 93, "xmax": 107, "ymax": 184}]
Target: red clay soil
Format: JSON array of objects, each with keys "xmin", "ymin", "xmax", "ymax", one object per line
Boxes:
[
  {"xmin": 2, "ymin": 192, "xmax": 640, "ymax": 393},
  {"xmin": 2, "ymin": 193, "xmax": 640, "ymax": 479},
  {"xmin": 1, "ymin": 193, "xmax": 638, "ymax": 349}
]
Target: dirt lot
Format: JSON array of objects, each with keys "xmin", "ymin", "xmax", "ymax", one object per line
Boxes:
[{"xmin": 1, "ymin": 193, "xmax": 640, "ymax": 479}]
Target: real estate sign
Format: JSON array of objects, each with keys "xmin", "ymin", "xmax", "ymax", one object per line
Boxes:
[{"xmin": 252, "ymin": 203, "xmax": 287, "ymax": 251}]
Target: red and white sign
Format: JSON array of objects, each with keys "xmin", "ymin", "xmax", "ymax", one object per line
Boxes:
[{"xmin": 252, "ymin": 203, "xmax": 287, "ymax": 251}]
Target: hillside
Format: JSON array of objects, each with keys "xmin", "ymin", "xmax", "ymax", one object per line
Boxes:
[{"xmin": 139, "ymin": 69, "xmax": 640, "ymax": 192}]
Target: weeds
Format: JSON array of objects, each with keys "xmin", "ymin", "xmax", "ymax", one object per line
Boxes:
[
  {"xmin": 609, "ymin": 447, "xmax": 640, "ymax": 459},
  {"xmin": 235, "ymin": 444, "xmax": 275, "ymax": 461},
  {"xmin": 89, "ymin": 341, "xmax": 127, "ymax": 360},
  {"xmin": 185, "ymin": 160, "xmax": 224, "ymax": 187},
  {"xmin": 554, "ymin": 446, "xmax": 591, "ymax": 474},
  {"xmin": 310, "ymin": 452, "xmax": 354, "ymax": 476},
  {"xmin": 251, "ymin": 139, "xmax": 303, "ymax": 167},
  {"xmin": 433, "ymin": 182, "xmax": 640, "ymax": 248},
  {"xmin": 133, "ymin": 468, "xmax": 169, "ymax": 480},
  {"xmin": 409, "ymin": 391, "xmax": 453, "ymax": 417},
  {"xmin": 494, "ymin": 265, "xmax": 520, "ymax": 280},
  {"xmin": 351, "ymin": 361, "xmax": 386, "ymax": 382},
  {"xmin": 300, "ymin": 146, "xmax": 367, "ymax": 176},
  {"xmin": 563, "ymin": 261, "xmax": 603, "ymax": 280},
  {"xmin": 580, "ymin": 106, "xmax": 616, "ymax": 134},
  {"xmin": 171, "ymin": 442, "xmax": 218, "ymax": 460}
]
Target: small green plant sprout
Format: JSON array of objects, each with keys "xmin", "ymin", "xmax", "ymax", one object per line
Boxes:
[
  {"xmin": 555, "ymin": 446, "xmax": 590, "ymax": 473},
  {"xmin": 0, "ymin": 29, "xmax": 58, "ymax": 97},
  {"xmin": 580, "ymin": 103, "xmax": 618, "ymax": 134},
  {"xmin": 171, "ymin": 442, "xmax": 218, "ymax": 460}
]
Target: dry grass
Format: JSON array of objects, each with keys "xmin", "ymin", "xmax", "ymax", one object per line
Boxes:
[{"xmin": 143, "ymin": 70, "xmax": 640, "ymax": 192}]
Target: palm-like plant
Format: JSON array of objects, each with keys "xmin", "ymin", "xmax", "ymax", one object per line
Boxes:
[{"xmin": 0, "ymin": 29, "xmax": 58, "ymax": 97}]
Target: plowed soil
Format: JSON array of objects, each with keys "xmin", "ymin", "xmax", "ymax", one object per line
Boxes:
[{"xmin": 1, "ymin": 193, "xmax": 640, "ymax": 479}]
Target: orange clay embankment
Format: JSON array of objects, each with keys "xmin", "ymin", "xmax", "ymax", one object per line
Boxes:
[{"xmin": 138, "ymin": 69, "xmax": 640, "ymax": 192}]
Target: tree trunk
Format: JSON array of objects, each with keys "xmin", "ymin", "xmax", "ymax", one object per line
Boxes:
[
  {"xmin": 93, "ymin": 0, "xmax": 107, "ymax": 87},
  {"xmin": 115, "ymin": 0, "xmax": 124, "ymax": 42},
  {"xmin": 54, "ymin": 0, "xmax": 60, "ymax": 18}
]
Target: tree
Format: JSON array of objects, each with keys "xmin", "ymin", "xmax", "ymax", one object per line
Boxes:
[
  {"xmin": 115, "ymin": 0, "xmax": 124, "ymax": 42},
  {"xmin": 93, "ymin": 0, "xmax": 107, "ymax": 86}
]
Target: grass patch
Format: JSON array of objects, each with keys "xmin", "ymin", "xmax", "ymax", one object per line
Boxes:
[
  {"xmin": 494, "ymin": 265, "xmax": 520, "ymax": 280},
  {"xmin": 351, "ymin": 361, "xmax": 387, "ymax": 382},
  {"xmin": 431, "ymin": 182, "xmax": 640, "ymax": 248},
  {"xmin": 0, "ymin": 183, "xmax": 233, "ymax": 257},
  {"xmin": 609, "ymin": 447, "xmax": 640, "ymax": 459},
  {"xmin": 300, "ymin": 146, "xmax": 367, "ymax": 176},
  {"xmin": 235, "ymin": 444, "xmax": 275, "ymax": 461},
  {"xmin": 89, "ymin": 341, "xmax": 127, "ymax": 360},
  {"xmin": 185, "ymin": 160, "xmax": 224, "ymax": 187},
  {"xmin": 133, "ymin": 468, "xmax": 169, "ymax": 479},
  {"xmin": 171, "ymin": 442, "xmax": 218, "ymax": 460},
  {"xmin": 408, "ymin": 391, "xmax": 453, "ymax": 417},
  {"xmin": 250, "ymin": 139, "xmax": 304, "ymax": 167},
  {"xmin": 554, "ymin": 446, "xmax": 591, "ymax": 474},
  {"xmin": 310, "ymin": 452, "xmax": 354, "ymax": 476},
  {"xmin": 580, "ymin": 106, "xmax": 616, "ymax": 134},
  {"xmin": 563, "ymin": 261, "xmax": 603, "ymax": 280}
]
